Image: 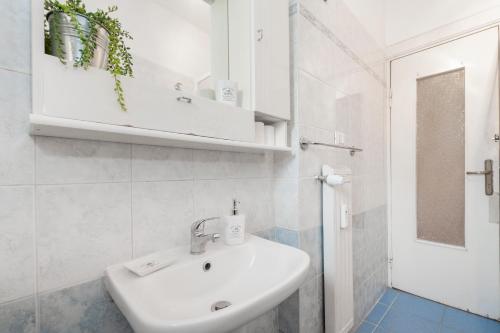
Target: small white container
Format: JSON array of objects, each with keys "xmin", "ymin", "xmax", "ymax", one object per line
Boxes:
[
  {"xmin": 255, "ymin": 122, "xmax": 265, "ymax": 144},
  {"xmin": 216, "ymin": 80, "xmax": 238, "ymax": 107},
  {"xmin": 274, "ymin": 121, "xmax": 288, "ymax": 147},
  {"xmin": 264, "ymin": 125, "xmax": 275, "ymax": 146},
  {"xmin": 224, "ymin": 199, "xmax": 246, "ymax": 246}
]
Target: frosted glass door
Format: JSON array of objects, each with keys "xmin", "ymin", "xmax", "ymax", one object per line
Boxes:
[{"xmin": 390, "ymin": 27, "xmax": 500, "ymax": 318}]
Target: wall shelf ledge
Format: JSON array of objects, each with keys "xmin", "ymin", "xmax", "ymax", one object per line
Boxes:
[{"xmin": 29, "ymin": 114, "xmax": 292, "ymax": 153}]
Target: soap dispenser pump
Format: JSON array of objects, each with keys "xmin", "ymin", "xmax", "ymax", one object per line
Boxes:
[{"xmin": 224, "ymin": 199, "xmax": 246, "ymax": 245}]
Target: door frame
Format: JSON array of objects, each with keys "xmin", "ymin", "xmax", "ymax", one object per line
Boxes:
[{"xmin": 386, "ymin": 23, "xmax": 500, "ymax": 288}]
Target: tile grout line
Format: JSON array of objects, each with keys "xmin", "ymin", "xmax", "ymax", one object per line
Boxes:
[
  {"xmin": 355, "ymin": 289, "xmax": 396, "ymax": 333},
  {"xmin": 2, "ymin": 175, "xmax": 277, "ymax": 188},
  {"xmin": 0, "ymin": 65, "xmax": 31, "ymax": 76},
  {"xmin": 370, "ymin": 291, "xmax": 399, "ymax": 332}
]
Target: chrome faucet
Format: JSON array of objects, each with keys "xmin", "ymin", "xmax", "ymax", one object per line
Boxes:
[{"xmin": 190, "ymin": 217, "xmax": 221, "ymax": 255}]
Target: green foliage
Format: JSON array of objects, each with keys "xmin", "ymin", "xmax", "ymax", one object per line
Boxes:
[{"xmin": 44, "ymin": 0, "xmax": 133, "ymax": 111}]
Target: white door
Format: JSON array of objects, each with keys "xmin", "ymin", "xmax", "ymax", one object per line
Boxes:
[{"xmin": 390, "ymin": 27, "xmax": 500, "ymax": 319}]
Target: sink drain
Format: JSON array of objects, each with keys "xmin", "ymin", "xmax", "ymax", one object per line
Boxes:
[{"xmin": 211, "ymin": 301, "xmax": 232, "ymax": 312}]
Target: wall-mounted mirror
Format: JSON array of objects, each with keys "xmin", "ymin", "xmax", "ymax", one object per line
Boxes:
[
  {"xmin": 123, "ymin": 0, "xmax": 230, "ymax": 100},
  {"xmin": 45, "ymin": 0, "xmax": 236, "ymax": 104}
]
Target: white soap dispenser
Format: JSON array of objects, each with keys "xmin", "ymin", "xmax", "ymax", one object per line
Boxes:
[{"xmin": 224, "ymin": 199, "xmax": 246, "ymax": 245}]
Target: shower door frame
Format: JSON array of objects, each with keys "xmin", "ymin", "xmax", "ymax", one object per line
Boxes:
[{"xmin": 386, "ymin": 23, "xmax": 500, "ymax": 311}]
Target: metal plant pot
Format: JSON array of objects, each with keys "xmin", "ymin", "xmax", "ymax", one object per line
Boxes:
[{"xmin": 47, "ymin": 11, "xmax": 109, "ymax": 69}]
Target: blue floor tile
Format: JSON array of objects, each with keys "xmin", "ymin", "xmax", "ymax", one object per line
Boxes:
[
  {"xmin": 366, "ymin": 303, "xmax": 389, "ymax": 325},
  {"xmin": 374, "ymin": 326, "xmax": 391, "ymax": 333},
  {"xmin": 486, "ymin": 318, "xmax": 500, "ymax": 333},
  {"xmin": 365, "ymin": 290, "xmax": 498, "ymax": 333},
  {"xmin": 442, "ymin": 307, "xmax": 499, "ymax": 333},
  {"xmin": 440, "ymin": 326, "xmax": 462, "ymax": 333},
  {"xmin": 356, "ymin": 321, "xmax": 376, "ymax": 333},
  {"xmin": 391, "ymin": 292, "xmax": 445, "ymax": 323},
  {"xmin": 379, "ymin": 288, "xmax": 399, "ymax": 305},
  {"xmin": 379, "ymin": 307, "xmax": 441, "ymax": 333}
]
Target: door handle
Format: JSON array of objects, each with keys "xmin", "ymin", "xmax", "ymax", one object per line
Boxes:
[
  {"xmin": 466, "ymin": 159, "xmax": 494, "ymax": 196},
  {"xmin": 466, "ymin": 170, "xmax": 492, "ymax": 175}
]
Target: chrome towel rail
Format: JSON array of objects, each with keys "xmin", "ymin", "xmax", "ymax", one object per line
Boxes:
[{"xmin": 299, "ymin": 137, "xmax": 363, "ymax": 156}]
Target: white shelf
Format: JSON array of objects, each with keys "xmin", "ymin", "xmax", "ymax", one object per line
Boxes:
[{"xmin": 29, "ymin": 114, "xmax": 292, "ymax": 153}]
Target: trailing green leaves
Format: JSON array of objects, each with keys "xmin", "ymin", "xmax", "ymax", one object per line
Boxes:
[{"xmin": 44, "ymin": 0, "xmax": 133, "ymax": 111}]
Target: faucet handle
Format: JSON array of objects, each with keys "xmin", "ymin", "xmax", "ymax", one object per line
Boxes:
[
  {"xmin": 191, "ymin": 217, "xmax": 220, "ymax": 234},
  {"xmin": 211, "ymin": 233, "xmax": 221, "ymax": 243}
]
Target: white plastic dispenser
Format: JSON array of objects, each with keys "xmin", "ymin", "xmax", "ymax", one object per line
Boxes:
[{"xmin": 224, "ymin": 199, "xmax": 246, "ymax": 245}]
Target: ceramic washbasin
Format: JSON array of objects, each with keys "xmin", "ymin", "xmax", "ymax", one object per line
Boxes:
[{"xmin": 105, "ymin": 235, "xmax": 310, "ymax": 333}]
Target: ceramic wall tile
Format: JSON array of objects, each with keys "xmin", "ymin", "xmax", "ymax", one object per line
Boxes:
[
  {"xmin": 352, "ymin": 206, "xmax": 388, "ymax": 327},
  {"xmin": 0, "ymin": 297, "xmax": 36, "ymax": 333},
  {"xmin": 297, "ymin": 15, "xmax": 336, "ymax": 85},
  {"xmin": 290, "ymin": 3, "xmax": 388, "ymax": 330},
  {"xmin": 132, "ymin": 180, "xmax": 194, "ymax": 257},
  {"xmin": 0, "ymin": 0, "xmax": 31, "ymax": 73},
  {"xmin": 192, "ymin": 150, "xmax": 239, "ymax": 180},
  {"xmin": 0, "ymin": 187, "xmax": 34, "ymax": 303},
  {"xmin": 253, "ymin": 228, "xmax": 276, "ymax": 241},
  {"xmin": 0, "ymin": 70, "xmax": 34, "ymax": 186},
  {"xmin": 333, "ymin": 92, "xmax": 354, "ymax": 141},
  {"xmin": 279, "ymin": 291, "xmax": 300, "ymax": 333},
  {"xmin": 132, "ymin": 145, "xmax": 194, "ymax": 182},
  {"xmin": 298, "ymin": 70, "xmax": 336, "ymax": 131},
  {"xmin": 299, "ymin": 274, "xmax": 325, "ymax": 333},
  {"xmin": 39, "ymin": 279, "xmax": 133, "ymax": 333},
  {"xmin": 193, "ymin": 178, "xmax": 274, "ymax": 235},
  {"xmin": 274, "ymin": 150, "xmax": 300, "ymax": 179},
  {"xmin": 298, "ymin": 178, "xmax": 322, "ymax": 230},
  {"xmin": 234, "ymin": 178, "xmax": 274, "ymax": 233},
  {"xmin": 275, "ymin": 227, "xmax": 300, "ymax": 248},
  {"xmin": 300, "ymin": 226, "xmax": 323, "ymax": 279},
  {"xmin": 37, "ymin": 183, "xmax": 132, "ymax": 292},
  {"xmin": 298, "ymin": 126, "xmax": 332, "ymax": 178},
  {"xmin": 273, "ymin": 178, "xmax": 300, "ymax": 230},
  {"xmin": 235, "ymin": 152, "xmax": 274, "ymax": 179},
  {"xmin": 36, "ymin": 137, "xmax": 131, "ymax": 185},
  {"xmin": 193, "ymin": 150, "xmax": 273, "ymax": 180},
  {"xmin": 234, "ymin": 308, "xmax": 278, "ymax": 333},
  {"xmin": 193, "ymin": 179, "xmax": 235, "ymax": 234}
]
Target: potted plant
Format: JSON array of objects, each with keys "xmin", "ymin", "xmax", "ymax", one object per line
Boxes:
[{"xmin": 44, "ymin": 0, "xmax": 133, "ymax": 111}]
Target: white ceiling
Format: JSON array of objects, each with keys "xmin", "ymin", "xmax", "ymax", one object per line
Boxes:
[{"xmin": 385, "ymin": 0, "xmax": 500, "ymax": 46}]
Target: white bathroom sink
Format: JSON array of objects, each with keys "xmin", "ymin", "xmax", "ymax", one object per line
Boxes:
[{"xmin": 105, "ymin": 235, "xmax": 310, "ymax": 333}]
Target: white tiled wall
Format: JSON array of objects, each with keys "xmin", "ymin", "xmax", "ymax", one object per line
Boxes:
[
  {"xmin": 0, "ymin": 69, "xmax": 34, "ymax": 186},
  {"xmin": 37, "ymin": 182, "xmax": 132, "ymax": 292},
  {"xmin": 0, "ymin": 186, "xmax": 34, "ymax": 303},
  {"xmin": 35, "ymin": 138, "xmax": 131, "ymax": 184},
  {"xmin": 0, "ymin": 1, "xmax": 31, "ymax": 74},
  {"xmin": 0, "ymin": 0, "xmax": 277, "ymax": 324},
  {"xmin": 276, "ymin": 0, "xmax": 388, "ymax": 331},
  {"xmin": 0, "ymin": 0, "xmax": 389, "ymax": 332},
  {"xmin": 2, "ymin": 138, "xmax": 277, "ymax": 297}
]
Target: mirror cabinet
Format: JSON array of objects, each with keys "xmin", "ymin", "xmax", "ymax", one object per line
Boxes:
[{"xmin": 31, "ymin": 0, "xmax": 291, "ymax": 151}]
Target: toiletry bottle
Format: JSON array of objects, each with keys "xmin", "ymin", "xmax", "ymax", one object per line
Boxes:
[{"xmin": 224, "ymin": 199, "xmax": 246, "ymax": 245}]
